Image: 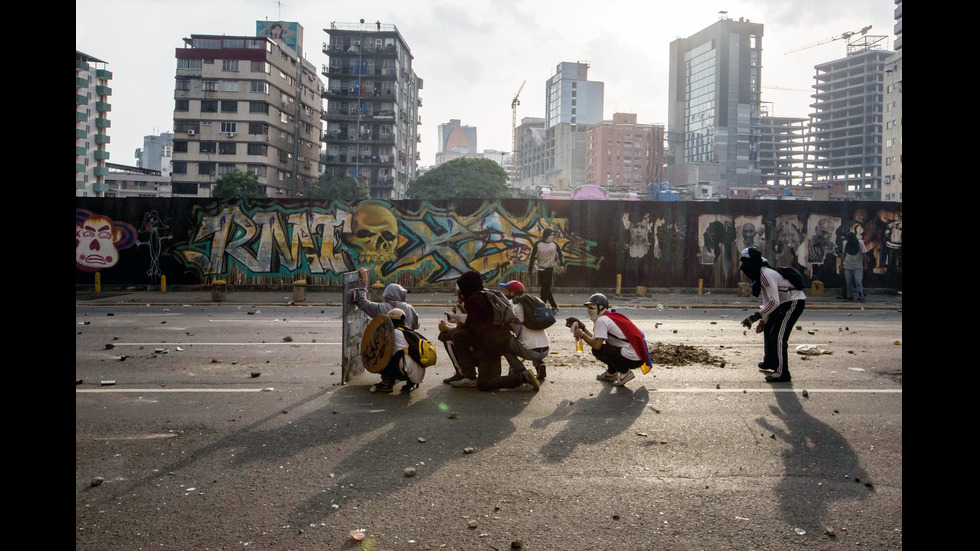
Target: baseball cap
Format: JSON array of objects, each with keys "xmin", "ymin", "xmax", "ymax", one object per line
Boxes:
[{"xmin": 498, "ymin": 280, "xmax": 525, "ymax": 294}]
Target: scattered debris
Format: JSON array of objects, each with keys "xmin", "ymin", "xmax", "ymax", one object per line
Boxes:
[
  {"xmin": 349, "ymin": 529, "xmax": 366, "ymax": 541},
  {"xmin": 404, "ymin": 467, "xmax": 417, "ymax": 477},
  {"xmin": 418, "ymin": 437, "xmax": 426, "ymax": 443},
  {"xmin": 795, "ymin": 344, "xmax": 832, "ymax": 355},
  {"xmin": 101, "ymin": 380, "xmax": 116, "ymax": 386},
  {"xmin": 802, "ymin": 389, "xmax": 809, "ymax": 398},
  {"xmin": 447, "ymin": 412, "xmax": 458, "ymax": 420},
  {"xmin": 250, "ymin": 372, "xmax": 260, "ymax": 378},
  {"xmin": 91, "ymin": 476, "xmax": 104, "ymax": 487},
  {"xmin": 282, "ymin": 336, "xmax": 293, "ymax": 342},
  {"xmin": 647, "ymin": 342, "xmax": 725, "ymax": 367},
  {"xmin": 105, "ymin": 343, "xmax": 115, "ymax": 350},
  {"xmin": 463, "ymin": 447, "xmax": 475, "ymax": 454}
]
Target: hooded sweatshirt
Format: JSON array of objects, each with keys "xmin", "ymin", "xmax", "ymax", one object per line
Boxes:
[{"xmin": 352, "ymin": 282, "xmax": 419, "ymax": 330}]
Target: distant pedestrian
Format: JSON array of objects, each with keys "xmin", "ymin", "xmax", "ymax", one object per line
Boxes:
[
  {"xmin": 739, "ymin": 247, "xmax": 806, "ymax": 383},
  {"xmin": 529, "ymin": 228, "xmax": 565, "ymax": 314},
  {"xmin": 841, "ymin": 231, "xmax": 867, "ymax": 302}
]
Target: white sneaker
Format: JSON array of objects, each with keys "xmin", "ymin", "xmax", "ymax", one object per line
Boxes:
[
  {"xmin": 449, "ymin": 377, "xmax": 478, "ymax": 387},
  {"xmin": 596, "ymin": 371, "xmax": 618, "ymax": 382},
  {"xmin": 613, "ymin": 371, "xmax": 635, "ymax": 386}
]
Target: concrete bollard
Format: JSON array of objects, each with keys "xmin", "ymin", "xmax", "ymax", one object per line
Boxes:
[
  {"xmin": 292, "ymin": 279, "xmax": 307, "ymax": 302},
  {"xmin": 211, "ymin": 279, "xmax": 227, "ymax": 302},
  {"xmin": 636, "ymin": 286, "xmax": 647, "ymax": 297},
  {"xmin": 810, "ymin": 280, "xmax": 825, "ymax": 297}
]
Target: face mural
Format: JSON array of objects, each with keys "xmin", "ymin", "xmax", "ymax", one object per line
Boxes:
[{"xmin": 76, "ymin": 209, "xmax": 137, "ymax": 272}]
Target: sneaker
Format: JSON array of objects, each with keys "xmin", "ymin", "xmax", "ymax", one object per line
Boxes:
[
  {"xmin": 553, "ymin": 307, "xmax": 560, "ymax": 315},
  {"xmin": 536, "ymin": 364, "xmax": 547, "ymax": 383},
  {"xmin": 613, "ymin": 370, "xmax": 635, "ymax": 386},
  {"xmin": 443, "ymin": 373, "xmax": 464, "ymax": 384},
  {"xmin": 402, "ymin": 382, "xmax": 419, "ymax": 392},
  {"xmin": 370, "ymin": 382, "xmax": 394, "ymax": 393},
  {"xmin": 596, "ymin": 370, "xmax": 618, "ymax": 382},
  {"xmin": 758, "ymin": 362, "xmax": 775, "ymax": 371},
  {"xmin": 522, "ymin": 368, "xmax": 541, "ymax": 391},
  {"xmin": 449, "ymin": 377, "xmax": 478, "ymax": 387},
  {"xmin": 764, "ymin": 374, "xmax": 791, "ymax": 383}
]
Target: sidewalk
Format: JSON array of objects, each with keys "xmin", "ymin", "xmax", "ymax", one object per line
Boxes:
[{"xmin": 75, "ymin": 286, "xmax": 902, "ymax": 310}]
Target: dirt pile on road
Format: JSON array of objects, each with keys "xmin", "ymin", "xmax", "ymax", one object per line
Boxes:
[{"xmin": 647, "ymin": 342, "xmax": 726, "ymax": 367}]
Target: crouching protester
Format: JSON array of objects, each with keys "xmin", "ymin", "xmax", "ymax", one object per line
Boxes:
[
  {"xmin": 569, "ymin": 293, "xmax": 653, "ymax": 387},
  {"xmin": 370, "ymin": 308, "xmax": 426, "ymax": 393},
  {"xmin": 738, "ymin": 247, "xmax": 806, "ymax": 383},
  {"xmin": 437, "ymin": 270, "xmax": 540, "ymax": 391}
]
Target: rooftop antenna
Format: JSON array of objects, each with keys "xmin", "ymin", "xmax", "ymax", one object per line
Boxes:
[{"xmin": 272, "ymin": 0, "xmax": 285, "ymax": 20}]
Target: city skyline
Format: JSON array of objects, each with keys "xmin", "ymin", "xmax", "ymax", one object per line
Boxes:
[{"xmin": 76, "ymin": 0, "xmax": 896, "ymax": 173}]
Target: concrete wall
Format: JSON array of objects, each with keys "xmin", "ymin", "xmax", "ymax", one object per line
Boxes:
[{"xmin": 76, "ymin": 197, "xmax": 902, "ymax": 291}]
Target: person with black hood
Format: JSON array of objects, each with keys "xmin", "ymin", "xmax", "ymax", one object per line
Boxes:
[
  {"xmin": 739, "ymin": 247, "xmax": 806, "ymax": 383},
  {"xmin": 438, "ymin": 270, "xmax": 540, "ymax": 391},
  {"xmin": 350, "ymin": 266, "xmax": 420, "ymax": 330},
  {"xmin": 841, "ymin": 231, "xmax": 867, "ymax": 303},
  {"xmin": 529, "ymin": 228, "xmax": 565, "ymax": 314}
]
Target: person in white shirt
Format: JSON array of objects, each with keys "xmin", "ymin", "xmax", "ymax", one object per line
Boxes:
[
  {"xmin": 528, "ymin": 228, "xmax": 565, "ymax": 314},
  {"xmin": 499, "ymin": 280, "xmax": 551, "ymax": 383},
  {"xmin": 739, "ymin": 247, "xmax": 806, "ymax": 383}
]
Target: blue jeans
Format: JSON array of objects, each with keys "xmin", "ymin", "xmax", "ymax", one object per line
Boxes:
[{"xmin": 844, "ymin": 268, "xmax": 864, "ymax": 300}]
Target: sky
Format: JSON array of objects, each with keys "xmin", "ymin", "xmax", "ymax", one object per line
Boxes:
[{"xmin": 76, "ymin": 0, "xmax": 897, "ymax": 170}]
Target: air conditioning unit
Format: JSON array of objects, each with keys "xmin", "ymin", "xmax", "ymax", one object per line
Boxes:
[
  {"xmin": 187, "ymin": 129, "xmax": 196, "ymax": 135},
  {"xmin": 227, "ymin": 132, "xmax": 236, "ymax": 137}
]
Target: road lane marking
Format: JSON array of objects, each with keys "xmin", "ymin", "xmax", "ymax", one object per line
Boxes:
[
  {"xmin": 77, "ymin": 387, "xmax": 899, "ymax": 394},
  {"xmin": 108, "ymin": 342, "xmax": 342, "ymax": 346},
  {"xmin": 77, "ymin": 388, "xmax": 269, "ymax": 393}
]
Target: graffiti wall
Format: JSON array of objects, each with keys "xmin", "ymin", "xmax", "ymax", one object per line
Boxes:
[{"xmin": 76, "ymin": 197, "xmax": 902, "ymax": 290}]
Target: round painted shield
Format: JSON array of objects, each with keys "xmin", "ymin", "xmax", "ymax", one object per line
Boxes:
[{"xmin": 360, "ymin": 315, "xmax": 396, "ymax": 373}]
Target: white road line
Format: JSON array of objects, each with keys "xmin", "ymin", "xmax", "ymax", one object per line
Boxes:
[
  {"xmin": 76, "ymin": 387, "xmax": 900, "ymax": 394},
  {"xmin": 108, "ymin": 342, "xmax": 342, "ymax": 346}
]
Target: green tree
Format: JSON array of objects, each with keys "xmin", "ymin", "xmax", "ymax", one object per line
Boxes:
[
  {"xmin": 211, "ymin": 169, "xmax": 266, "ymax": 198},
  {"xmin": 307, "ymin": 173, "xmax": 370, "ymax": 201},
  {"xmin": 408, "ymin": 157, "xmax": 511, "ymax": 200}
]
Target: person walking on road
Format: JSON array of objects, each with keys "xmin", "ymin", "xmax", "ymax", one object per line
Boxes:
[
  {"xmin": 841, "ymin": 231, "xmax": 867, "ymax": 303},
  {"xmin": 570, "ymin": 293, "xmax": 652, "ymax": 387},
  {"xmin": 739, "ymin": 247, "xmax": 806, "ymax": 383},
  {"xmin": 529, "ymin": 228, "xmax": 565, "ymax": 314}
]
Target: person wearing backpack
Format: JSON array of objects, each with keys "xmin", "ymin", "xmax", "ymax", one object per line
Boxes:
[
  {"xmin": 437, "ymin": 270, "xmax": 540, "ymax": 391},
  {"xmin": 369, "ymin": 308, "xmax": 426, "ymax": 394},
  {"xmin": 570, "ymin": 293, "xmax": 653, "ymax": 387},
  {"xmin": 499, "ymin": 280, "xmax": 551, "ymax": 383},
  {"xmin": 738, "ymin": 247, "xmax": 806, "ymax": 383}
]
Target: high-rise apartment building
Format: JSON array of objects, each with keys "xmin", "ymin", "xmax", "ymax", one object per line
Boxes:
[
  {"xmin": 802, "ymin": 35, "xmax": 892, "ymax": 201},
  {"xmin": 76, "ymin": 51, "xmax": 113, "ymax": 197},
  {"xmin": 882, "ymin": 0, "xmax": 902, "ymax": 202},
  {"xmin": 321, "ymin": 22, "xmax": 422, "ymax": 200},
  {"xmin": 758, "ymin": 113, "xmax": 806, "ymax": 188},
  {"xmin": 513, "ymin": 117, "xmax": 548, "ymax": 194},
  {"xmin": 586, "ymin": 113, "xmax": 665, "ymax": 191},
  {"xmin": 667, "ymin": 16, "xmax": 764, "ymax": 199},
  {"xmin": 172, "ymin": 26, "xmax": 323, "ymax": 197},
  {"xmin": 135, "ymin": 132, "xmax": 174, "ymax": 177}
]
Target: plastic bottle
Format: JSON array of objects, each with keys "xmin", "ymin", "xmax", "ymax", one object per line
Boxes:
[{"xmin": 572, "ymin": 322, "xmax": 584, "ymax": 353}]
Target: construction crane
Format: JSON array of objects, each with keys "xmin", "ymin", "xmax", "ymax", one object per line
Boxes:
[
  {"xmin": 510, "ymin": 79, "xmax": 526, "ymax": 180},
  {"xmin": 784, "ymin": 25, "xmax": 872, "ymax": 55}
]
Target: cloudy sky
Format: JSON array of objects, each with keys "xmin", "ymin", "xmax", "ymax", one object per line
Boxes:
[{"xmin": 76, "ymin": 0, "xmax": 897, "ymax": 169}]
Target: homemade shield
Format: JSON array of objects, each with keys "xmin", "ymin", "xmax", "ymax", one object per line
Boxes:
[{"xmin": 360, "ymin": 315, "xmax": 396, "ymax": 373}]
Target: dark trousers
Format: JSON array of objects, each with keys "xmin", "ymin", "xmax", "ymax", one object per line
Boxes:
[
  {"xmin": 538, "ymin": 267, "xmax": 557, "ymax": 309},
  {"xmin": 763, "ymin": 300, "xmax": 805, "ymax": 379},
  {"xmin": 591, "ymin": 343, "xmax": 643, "ymax": 374},
  {"xmin": 379, "ymin": 350, "xmax": 407, "ymax": 384}
]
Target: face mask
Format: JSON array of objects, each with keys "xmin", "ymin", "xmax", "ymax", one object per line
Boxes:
[{"xmin": 587, "ymin": 305, "xmax": 600, "ymax": 321}]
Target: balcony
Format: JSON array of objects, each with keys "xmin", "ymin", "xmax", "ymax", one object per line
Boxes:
[{"xmin": 96, "ymin": 85, "xmax": 112, "ymax": 97}]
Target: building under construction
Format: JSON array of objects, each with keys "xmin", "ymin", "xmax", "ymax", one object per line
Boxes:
[{"xmin": 802, "ymin": 35, "xmax": 893, "ymax": 201}]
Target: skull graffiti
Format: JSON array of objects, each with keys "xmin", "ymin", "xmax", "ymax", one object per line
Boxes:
[{"xmin": 347, "ymin": 202, "xmax": 399, "ymax": 264}]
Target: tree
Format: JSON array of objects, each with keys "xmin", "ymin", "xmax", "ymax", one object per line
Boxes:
[
  {"xmin": 211, "ymin": 169, "xmax": 266, "ymax": 198},
  {"xmin": 407, "ymin": 157, "xmax": 511, "ymax": 200},
  {"xmin": 307, "ymin": 173, "xmax": 370, "ymax": 201}
]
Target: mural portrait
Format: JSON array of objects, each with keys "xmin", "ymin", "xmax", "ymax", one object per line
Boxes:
[{"xmin": 76, "ymin": 209, "xmax": 137, "ymax": 273}]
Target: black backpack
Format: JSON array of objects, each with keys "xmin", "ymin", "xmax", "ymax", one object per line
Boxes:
[
  {"xmin": 480, "ymin": 289, "xmax": 520, "ymax": 330},
  {"xmin": 514, "ymin": 294, "xmax": 556, "ymax": 330},
  {"xmin": 774, "ymin": 266, "xmax": 806, "ymax": 291}
]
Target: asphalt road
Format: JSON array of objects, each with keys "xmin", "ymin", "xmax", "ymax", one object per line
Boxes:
[{"xmin": 76, "ymin": 304, "xmax": 903, "ymax": 550}]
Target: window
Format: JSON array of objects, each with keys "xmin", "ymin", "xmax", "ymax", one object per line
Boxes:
[
  {"xmin": 250, "ymin": 61, "xmax": 270, "ymax": 73},
  {"xmin": 217, "ymin": 163, "xmax": 236, "ymax": 175},
  {"xmin": 219, "ymin": 122, "xmax": 238, "ymax": 134},
  {"xmin": 202, "ymin": 80, "xmax": 218, "ymax": 91},
  {"xmin": 199, "ymin": 141, "xmax": 216, "ymax": 154},
  {"xmin": 201, "ymin": 100, "xmax": 218, "ymax": 113},
  {"xmin": 222, "ymin": 59, "xmax": 239, "ymax": 72},
  {"xmin": 172, "ymin": 161, "xmax": 187, "ymax": 174},
  {"xmin": 220, "ymin": 80, "xmax": 239, "ymax": 92},
  {"xmin": 173, "ymin": 141, "xmax": 188, "ymax": 153},
  {"xmin": 175, "ymin": 99, "xmax": 189, "ymax": 111},
  {"xmin": 177, "ymin": 58, "xmax": 202, "ymax": 69},
  {"xmin": 220, "ymin": 100, "xmax": 238, "ymax": 113},
  {"xmin": 250, "ymin": 81, "xmax": 269, "ymax": 94},
  {"xmin": 247, "ymin": 143, "xmax": 268, "ymax": 155},
  {"xmin": 248, "ymin": 122, "xmax": 268, "ymax": 135},
  {"xmin": 218, "ymin": 142, "xmax": 236, "ymax": 155},
  {"xmin": 192, "ymin": 38, "xmax": 220, "ymax": 49},
  {"xmin": 247, "ymin": 164, "xmax": 268, "ymax": 176},
  {"xmin": 175, "ymin": 78, "xmax": 191, "ymax": 91},
  {"xmin": 198, "ymin": 162, "xmax": 215, "ymax": 176},
  {"xmin": 174, "ymin": 120, "xmax": 199, "ymax": 133}
]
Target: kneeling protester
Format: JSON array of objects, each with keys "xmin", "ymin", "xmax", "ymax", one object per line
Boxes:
[{"xmin": 362, "ymin": 308, "xmax": 429, "ymax": 393}]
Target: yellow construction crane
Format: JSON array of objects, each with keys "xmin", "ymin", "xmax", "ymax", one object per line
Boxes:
[
  {"xmin": 784, "ymin": 25, "xmax": 872, "ymax": 55},
  {"xmin": 510, "ymin": 79, "xmax": 527, "ymax": 181}
]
